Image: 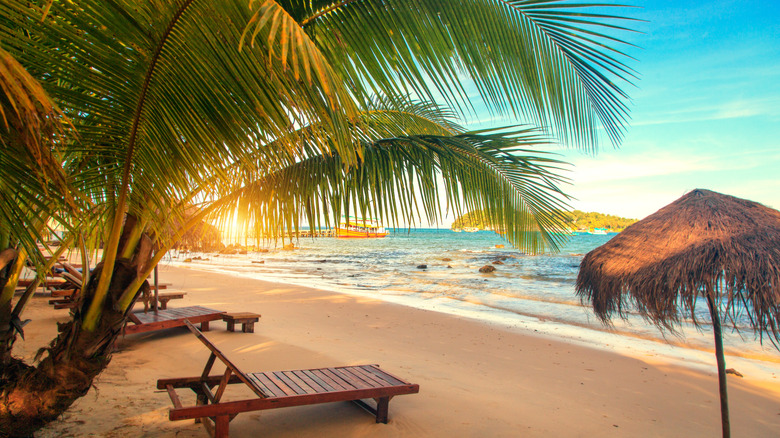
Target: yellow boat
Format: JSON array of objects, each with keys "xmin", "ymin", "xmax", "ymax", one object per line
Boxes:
[{"xmin": 336, "ymin": 218, "xmax": 389, "ymax": 238}]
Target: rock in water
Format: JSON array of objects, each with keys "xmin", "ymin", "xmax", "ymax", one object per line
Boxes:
[
  {"xmin": 417, "ymin": 264, "xmax": 427, "ymax": 269},
  {"xmin": 479, "ymin": 265, "xmax": 496, "ymax": 273}
]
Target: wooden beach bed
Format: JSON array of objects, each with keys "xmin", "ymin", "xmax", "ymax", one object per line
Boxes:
[
  {"xmin": 48, "ymin": 263, "xmax": 84, "ymax": 309},
  {"xmin": 124, "ymin": 306, "xmax": 225, "ymax": 335},
  {"xmin": 158, "ymin": 321, "xmax": 419, "ymax": 437}
]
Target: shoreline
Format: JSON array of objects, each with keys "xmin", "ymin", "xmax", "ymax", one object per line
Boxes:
[
  {"xmin": 25, "ymin": 265, "xmax": 780, "ymax": 437},
  {"xmin": 170, "ymin": 260, "xmax": 780, "ymax": 381}
]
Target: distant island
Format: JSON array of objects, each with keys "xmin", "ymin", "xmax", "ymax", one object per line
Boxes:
[
  {"xmin": 566, "ymin": 210, "xmax": 638, "ymax": 233},
  {"xmin": 451, "ymin": 210, "xmax": 638, "ymax": 233}
]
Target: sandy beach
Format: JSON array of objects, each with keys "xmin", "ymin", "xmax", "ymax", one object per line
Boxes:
[{"xmin": 16, "ymin": 265, "xmax": 779, "ymax": 437}]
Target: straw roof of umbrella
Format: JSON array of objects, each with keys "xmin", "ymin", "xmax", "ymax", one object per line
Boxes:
[{"xmin": 576, "ymin": 189, "xmax": 780, "ymax": 344}]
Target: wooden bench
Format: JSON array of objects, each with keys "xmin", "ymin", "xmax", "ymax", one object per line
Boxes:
[
  {"xmin": 221, "ymin": 312, "xmax": 261, "ymax": 333},
  {"xmin": 146, "ymin": 292, "xmax": 186, "ymax": 310},
  {"xmin": 158, "ymin": 321, "xmax": 419, "ymax": 437}
]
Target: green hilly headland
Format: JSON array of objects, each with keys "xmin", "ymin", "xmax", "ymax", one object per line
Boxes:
[{"xmin": 450, "ymin": 210, "xmax": 638, "ymax": 233}]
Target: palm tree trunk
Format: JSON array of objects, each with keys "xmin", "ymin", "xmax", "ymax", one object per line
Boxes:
[
  {"xmin": 0, "ymin": 259, "xmax": 149, "ymax": 437},
  {"xmin": 0, "ymin": 301, "xmax": 13, "ymax": 368},
  {"xmin": 0, "ymin": 248, "xmax": 19, "ymax": 367},
  {"xmin": 0, "ymin": 217, "xmax": 152, "ymax": 437},
  {"xmin": 706, "ymin": 290, "xmax": 730, "ymax": 438}
]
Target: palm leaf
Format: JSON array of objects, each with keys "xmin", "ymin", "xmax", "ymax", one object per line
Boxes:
[{"xmin": 288, "ymin": 0, "xmax": 637, "ymax": 150}]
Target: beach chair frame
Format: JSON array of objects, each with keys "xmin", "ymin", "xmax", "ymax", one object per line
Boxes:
[{"xmin": 157, "ymin": 320, "xmax": 419, "ymax": 437}]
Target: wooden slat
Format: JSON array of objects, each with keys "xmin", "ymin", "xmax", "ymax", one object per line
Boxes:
[
  {"xmin": 330, "ymin": 368, "xmax": 372, "ymax": 390},
  {"xmin": 61, "ymin": 272, "xmax": 82, "ymax": 288},
  {"xmin": 292, "ymin": 370, "xmax": 327, "ymax": 393},
  {"xmin": 263, "ymin": 372, "xmax": 298, "ymax": 396},
  {"xmin": 284, "ymin": 371, "xmax": 318, "ymax": 394},
  {"xmin": 349, "ymin": 366, "xmax": 390, "ymax": 387},
  {"xmin": 127, "ymin": 312, "xmax": 143, "ymax": 325},
  {"xmin": 61, "ymin": 262, "xmax": 83, "ymax": 281},
  {"xmin": 53, "ymin": 302, "xmax": 78, "ymax": 310},
  {"xmin": 339, "ymin": 367, "xmax": 381, "ymax": 388},
  {"xmin": 274, "ymin": 372, "xmax": 306, "ymax": 395},
  {"xmin": 166, "ymin": 385, "xmax": 184, "ymax": 409},
  {"xmin": 300, "ymin": 370, "xmax": 335, "ymax": 392},
  {"xmin": 361, "ymin": 365, "xmax": 407, "ymax": 386},
  {"xmin": 202, "ymin": 353, "xmax": 217, "ymax": 379},
  {"xmin": 201, "ymin": 382, "xmax": 216, "ymax": 404},
  {"xmin": 213, "ymin": 368, "xmax": 232, "ymax": 403},
  {"xmin": 246, "ymin": 374, "xmax": 278, "ymax": 398},
  {"xmin": 250, "ymin": 372, "xmax": 287, "ymax": 398},
  {"xmin": 317, "ymin": 368, "xmax": 354, "ymax": 391},
  {"xmin": 50, "ymin": 289, "xmax": 75, "ymax": 297},
  {"xmin": 310, "ymin": 369, "xmax": 348, "ymax": 391}
]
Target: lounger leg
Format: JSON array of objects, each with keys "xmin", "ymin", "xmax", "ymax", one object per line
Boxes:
[
  {"xmin": 194, "ymin": 392, "xmax": 207, "ymax": 424},
  {"xmin": 214, "ymin": 415, "xmax": 230, "ymax": 438},
  {"xmin": 375, "ymin": 397, "xmax": 390, "ymax": 424},
  {"xmin": 201, "ymin": 321, "xmax": 210, "ymax": 331}
]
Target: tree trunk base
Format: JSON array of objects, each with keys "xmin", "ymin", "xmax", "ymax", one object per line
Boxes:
[{"xmin": 0, "ymin": 259, "xmax": 148, "ymax": 437}]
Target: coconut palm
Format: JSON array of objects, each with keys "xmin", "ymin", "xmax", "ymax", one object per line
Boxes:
[{"xmin": 0, "ymin": 0, "xmax": 635, "ymax": 435}]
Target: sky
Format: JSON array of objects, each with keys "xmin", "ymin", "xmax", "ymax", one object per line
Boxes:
[{"xmin": 468, "ymin": 0, "xmax": 780, "ymax": 221}]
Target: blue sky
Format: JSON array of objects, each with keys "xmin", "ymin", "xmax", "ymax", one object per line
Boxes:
[{"xmin": 473, "ymin": 0, "xmax": 780, "ymax": 220}]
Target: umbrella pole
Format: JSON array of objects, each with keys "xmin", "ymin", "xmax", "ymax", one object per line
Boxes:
[{"xmin": 706, "ymin": 290, "xmax": 730, "ymax": 438}]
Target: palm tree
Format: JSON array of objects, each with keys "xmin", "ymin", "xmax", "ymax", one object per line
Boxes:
[{"xmin": 0, "ymin": 1, "xmax": 635, "ymax": 435}]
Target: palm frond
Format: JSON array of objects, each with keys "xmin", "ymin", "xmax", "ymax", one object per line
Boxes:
[
  {"xmin": 0, "ymin": 44, "xmax": 76, "ymax": 266},
  {"xmin": 210, "ymin": 125, "xmax": 571, "ymax": 253},
  {"xmin": 293, "ymin": 0, "xmax": 637, "ymax": 150}
]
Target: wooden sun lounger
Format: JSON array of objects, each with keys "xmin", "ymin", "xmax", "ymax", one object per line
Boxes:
[
  {"xmin": 47, "ymin": 270, "xmax": 83, "ymax": 309},
  {"xmin": 18, "ymin": 278, "xmax": 67, "ymax": 288},
  {"xmin": 158, "ymin": 321, "xmax": 419, "ymax": 437},
  {"xmin": 124, "ymin": 305, "xmax": 225, "ymax": 335}
]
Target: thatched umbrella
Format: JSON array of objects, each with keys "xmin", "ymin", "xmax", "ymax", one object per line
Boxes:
[{"xmin": 576, "ymin": 189, "xmax": 780, "ymax": 438}]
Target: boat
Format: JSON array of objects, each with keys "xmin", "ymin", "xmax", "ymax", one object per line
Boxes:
[
  {"xmin": 336, "ymin": 217, "xmax": 389, "ymax": 238},
  {"xmin": 592, "ymin": 228, "xmax": 608, "ymax": 235}
]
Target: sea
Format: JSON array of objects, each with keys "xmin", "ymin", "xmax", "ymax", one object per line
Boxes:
[{"xmin": 166, "ymin": 229, "xmax": 780, "ymax": 380}]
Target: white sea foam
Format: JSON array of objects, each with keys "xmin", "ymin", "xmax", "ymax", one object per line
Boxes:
[{"xmin": 166, "ymin": 229, "xmax": 780, "ymax": 382}]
